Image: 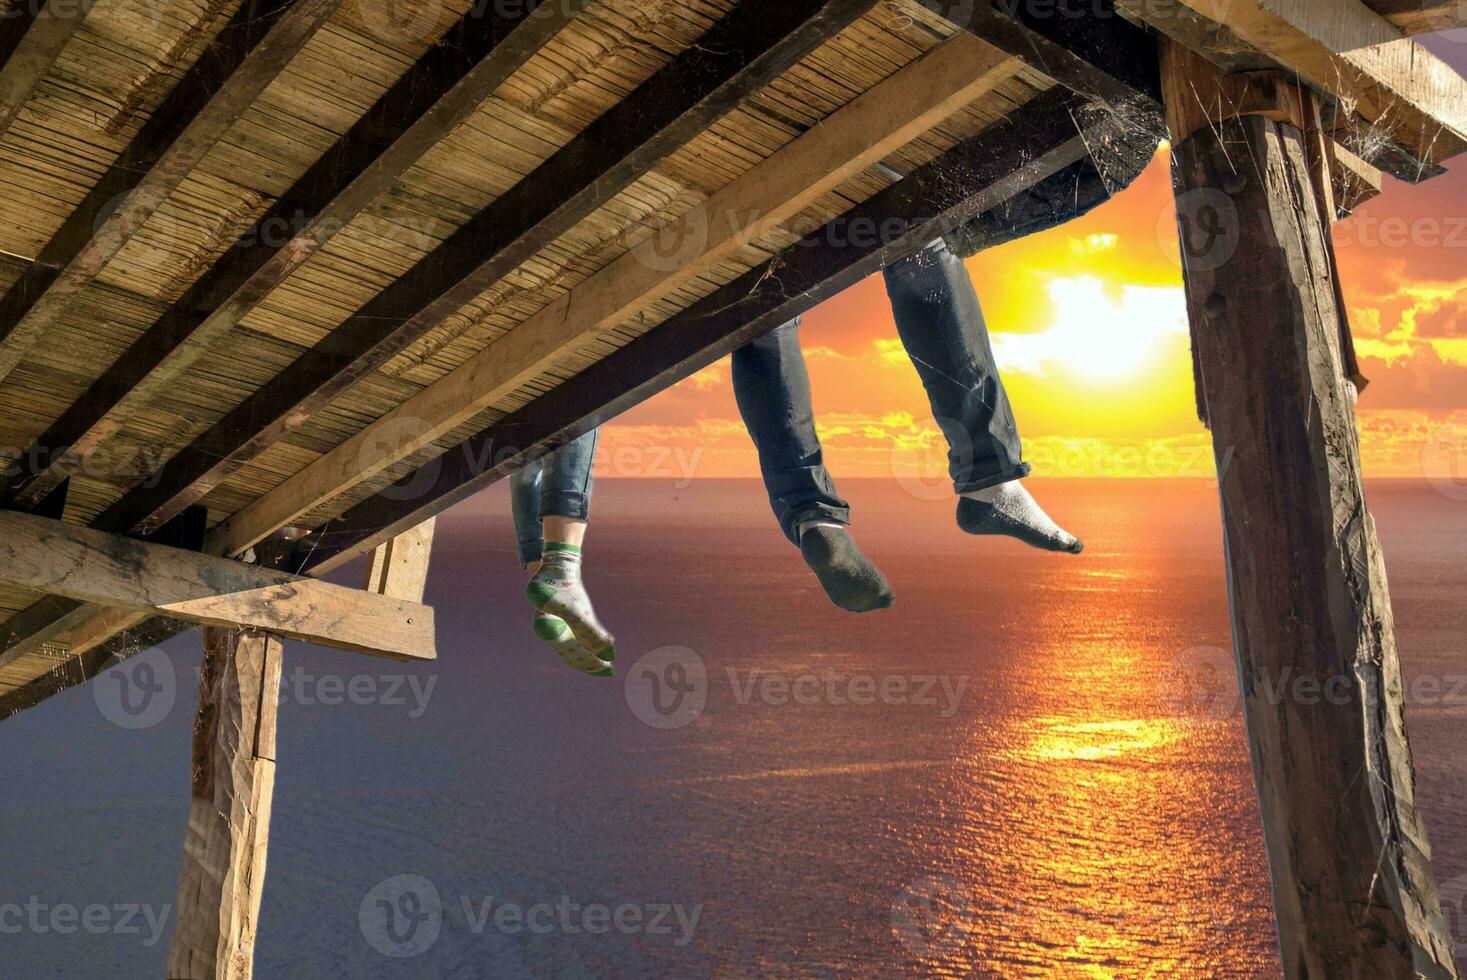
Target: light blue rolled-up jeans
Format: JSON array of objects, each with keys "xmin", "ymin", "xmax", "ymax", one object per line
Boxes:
[{"xmin": 509, "ymin": 428, "xmax": 599, "ymax": 567}]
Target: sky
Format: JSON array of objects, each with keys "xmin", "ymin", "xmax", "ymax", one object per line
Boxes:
[{"xmin": 598, "ymin": 34, "xmax": 1467, "ymax": 485}]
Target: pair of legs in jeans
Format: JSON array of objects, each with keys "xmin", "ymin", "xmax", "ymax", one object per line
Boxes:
[{"xmin": 511, "ymin": 240, "xmax": 1080, "ymax": 671}]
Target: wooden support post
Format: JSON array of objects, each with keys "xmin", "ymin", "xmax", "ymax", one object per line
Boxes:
[
  {"xmin": 168, "ymin": 628, "xmax": 282, "ymax": 980},
  {"xmin": 1163, "ymin": 43, "xmax": 1460, "ymax": 979}
]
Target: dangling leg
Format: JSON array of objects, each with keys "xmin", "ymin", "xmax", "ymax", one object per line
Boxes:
[
  {"xmin": 732, "ymin": 318, "xmax": 895, "ymax": 611},
  {"xmin": 512, "ymin": 431, "xmax": 614, "ymax": 676},
  {"xmin": 885, "ymin": 240, "xmax": 1082, "ymax": 554}
]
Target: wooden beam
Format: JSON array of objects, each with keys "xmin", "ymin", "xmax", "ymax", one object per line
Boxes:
[
  {"xmin": 1116, "ymin": 0, "xmax": 1447, "ymax": 180},
  {"xmin": 1164, "ymin": 59, "xmax": 1459, "ymax": 978},
  {"xmin": 1170, "ymin": 0, "xmax": 1467, "ymax": 169},
  {"xmin": 0, "ymin": 0, "xmax": 92, "ymax": 141},
  {"xmin": 0, "ymin": 86, "xmax": 1121, "ymax": 716},
  {"xmin": 946, "ymin": 0, "xmax": 1165, "ymax": 137},
  {"xmin": 1365, "ymin": 0, "xmax": 1467, "ymax": 32},
  {"xmin": 0, "ymin": 0, "xmax": 338, "ymax": 384},
  {"xmin": 80, "ymin": 0, "xmax": 881, "ymax": 541},
  {"xmin": 208, "ymin": 33, "xmax": 1023, "ymax": 555},
  {"xmin": 0, "ymin": 510, "xmax": 435, "ymax": 661},
  {"xmin": 2, "ymin": 0, "xmax": 587, "ymax": 508},
  {"xmin": 1332, "ymin": 139, "xmax": 1384, "ymax": 211},
  {"xmin": 167, "ymin": 627, "xmax": 282, "ymax": 979},
  {"xmin": 364, "ymin": 518, "xmax": 435, "ymax": 603}
]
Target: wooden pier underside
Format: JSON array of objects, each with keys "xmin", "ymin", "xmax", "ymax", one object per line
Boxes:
[
  {"xmin": 3, "ymin": 1, "xmax": 1466, "ymax": 977},
  {"xmin": 0, "ymin": 0, "xmax": 1457, "ymax": 717}
]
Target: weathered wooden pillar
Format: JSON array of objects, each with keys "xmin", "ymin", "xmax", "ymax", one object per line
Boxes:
[
  {"xmin": 1162, "ymin": 42, "xmax": 1460, "ymax": 980},
  {"xmin": 167, "ymin": 628, "xmax": 283, "ymax": 979}
]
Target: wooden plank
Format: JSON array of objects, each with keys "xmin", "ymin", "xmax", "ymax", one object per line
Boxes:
[
  {"xmin": 1365, "ymin": 0, "xmax": 1467, "ymax": 32},
  {"xmin": 364, "ymin": 517, "xmax": 435, "ymax": 603},
  {"xmin": 167, "ymin": 627, "xmax": 282, "ymax": 980},
  {"xmin": 0, "ymin": 0, "xmax": 93, "ymax": 141},
  {"xmin": 84, "ymin": 0, "xmax": 883, "ymax": 540},
  {"xmin": 0, "ymin": 86, "xmax": 1117, "ymax": 715},
  {"xmin": 1169, "ymin": 102, "xmax": 1458, "ymax": 979},
  {"xmin": 1170, "ymin": 0, "xmax": 1467, "ymax": 168},
  {"xmin": 208, "ymin": 33, "xmax": 1023, "ymax": 555},
  {"xmin": 0, "ymin": 0, "xmax": 338, "ymax": 384},
  {"xmin": 0, "ymin": 510, "xmax": 435, "ymax": 660},
  {"xmin": 2, "ymin": 0, "xmax": 589, "ymax": 507}
]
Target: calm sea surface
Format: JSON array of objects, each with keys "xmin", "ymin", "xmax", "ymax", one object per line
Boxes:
[{"xmin": 2, "ymin": 478, "xmax": 1464, "ymax": 978}]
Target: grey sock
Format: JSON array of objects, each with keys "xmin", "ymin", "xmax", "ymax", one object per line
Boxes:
[
  {"xmin": 957, "ymin": 482, "xmax": 1083, "ymax": 554},
  {"xmin": 526, "ymin": 543, "xmax": 615, "ymax": 657},
  {"xmin": 799, "ymin": 524, "xmax": 895, "ymax": 613}
]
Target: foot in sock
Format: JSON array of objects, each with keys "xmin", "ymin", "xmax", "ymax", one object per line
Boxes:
[
  {"xmin": 526, "ymin": 542, "xmax": 615, "ymax": 657},
  {"xmin": 533, "ymin": 610, "xmax": 613, "ymax": 677},
  {"xmin": 956, "ymin": 481, "xmax": 1083, "ymax": 554},
  {"xmin": 799, "ymin": 523, "xmax": 895, "ymax": 613}
]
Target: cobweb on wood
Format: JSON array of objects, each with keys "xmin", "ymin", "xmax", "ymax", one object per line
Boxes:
[{"xmin": 943, "ymin": 95, "xmax": 1162, "ymax": 258}]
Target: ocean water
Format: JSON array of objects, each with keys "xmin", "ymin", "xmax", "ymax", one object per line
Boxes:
[{"xmin": 1, "ymin": 478, "xmax": 1464, "ymax": 978}]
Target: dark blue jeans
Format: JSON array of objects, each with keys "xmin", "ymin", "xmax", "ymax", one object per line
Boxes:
[
  {"xmin": 508, "ymin": 240, "xmax": 1025, "ymax": 551},
  {"xmin": 738, "ymin": 239, "xmax": 1026, "ymax": 543},
  {"xmin": 510, "ymin": 428, "xmax": 598, "ymax": 567}
]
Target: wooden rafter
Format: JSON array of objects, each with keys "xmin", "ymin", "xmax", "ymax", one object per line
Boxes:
[
  {"xmin": 0, "ymin": 0, "xmax": 335, "ymax": 383},
  {"xmin": 2, "ymin": 0, "xmax": 589, "ymax": 508},
  {"xmin": 1167, "ymin": 0, "xmax": 1467, "ymax": 168},
  {"xmin": 0, "ymin": 0, "xmax": 92, "ymax": 141},
  {"xmin": 208, "ymin": 32, "xmax": 1023, "ymax": 556},
  {"xmin": 77, "ymin": 0, "xmax": 883, "ymax": 541},
  {"xmin": 1366, "ymin": 0, "xmax": 1467, "ymax": 32},
  {"xmin": 0, "ymin": 85, "xmax": 1113, "ymax": 718},
  {"xmin": 945, "ymin": 0, "xmax": 1164, "ymax": 135},
  {"xmin": 0, "ymin": 510, "xmax": 435, "ymax": 661}
]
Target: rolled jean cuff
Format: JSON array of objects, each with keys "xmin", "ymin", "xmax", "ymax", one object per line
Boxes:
[
  {"xmin": 953, "ymin": 461, "xmax": 1031, "ymax": 495},
  {"xmin": 782, "ymin": 502, "xmax": 851, "ymax": 546},
  {"xmin": 517, "ymin": 536, "xmax": 544, "ymax": 569},
  {"xmin": 540, "ymin": 489, "xmax": 591, "ymax": 521}
]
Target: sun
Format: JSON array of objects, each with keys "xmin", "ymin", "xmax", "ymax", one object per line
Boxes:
[{"xmin": 989, "ymin": 276, "xmax": 1190, "ymax": 384}]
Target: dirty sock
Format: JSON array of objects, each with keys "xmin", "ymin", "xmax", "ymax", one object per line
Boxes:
[
  {"xmin": 798, "ymin": 522, "xmax": 895, "ymax": 613},
  {"xmin": 533, "ymin": 610, "xmax": 613, "ymax": 677},
  {"xmin": 526, "ymin": 543, "xmax": 615, "ymax": 657},
  {"xmin": 957, "ymin": 482, "xmax": 1083, "ymax": 554}
]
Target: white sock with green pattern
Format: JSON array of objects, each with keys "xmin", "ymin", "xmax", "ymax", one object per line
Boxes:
[
  {"xmin": 526, "ymin": 543, "xmax": 615, "ymax": 658},
  {"xmin": 532, "ymin": 609, "xmax": 613, "ymax": 677}
]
